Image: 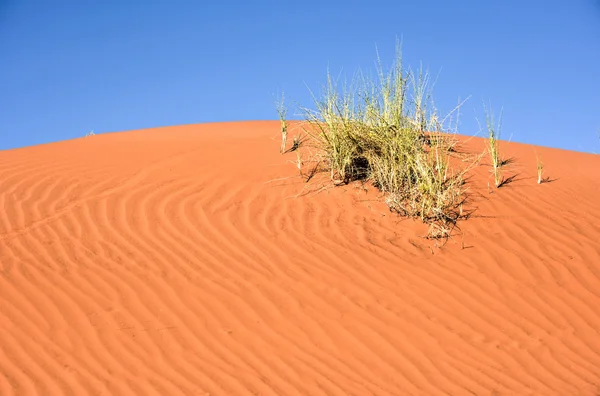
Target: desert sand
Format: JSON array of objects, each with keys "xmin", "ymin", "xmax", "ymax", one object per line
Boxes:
[{"xmin": 1, "ymin": 120, "xmax": 600, "ymax": 395}]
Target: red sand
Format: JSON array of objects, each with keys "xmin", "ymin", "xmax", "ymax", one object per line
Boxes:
[{"xmin": 1, "ymin": 121, "xmax": 600, "ymax": 395}]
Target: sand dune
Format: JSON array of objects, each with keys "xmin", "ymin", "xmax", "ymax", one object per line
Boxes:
[{"xmin": 1, "ymin": 121, "xmax": 600, "ymax": 395}]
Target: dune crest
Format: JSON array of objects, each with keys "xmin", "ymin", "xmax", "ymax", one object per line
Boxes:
[{"xmin": 1, "ymin": 121, "xmax": 600, "ymax": 395}]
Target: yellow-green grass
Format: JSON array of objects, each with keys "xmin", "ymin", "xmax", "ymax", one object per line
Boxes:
[
  {"xmin": 276, "ymin": 92, "xmax": 288, "ymax": 154},
  {"xmin": 483, "ymin": 105, "xmax": 504, "ymax": 188},
  {"xmin": 287, "ymin": 42, "xmax": 473, "ymax": 239}
]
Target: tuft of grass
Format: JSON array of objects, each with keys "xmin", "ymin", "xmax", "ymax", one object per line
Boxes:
[
  {"xmin": 276, "ymin": 92, "xmax": 288, "ymax": 154},
  {"xmin": 294, "ymin": 41, "xmax": 472, "ymax": 239},
  {"xmin": 535, "ymin": 151, "xmax": 549, "ymax": 184},
  {"xmin": 536, "ymin": 154, "xmax": 543, "ymax": 184},
  {"xmin": 483, "ymin": 104, "xmax": 505, "ymax": 188},
  {"xmin": 296, "ymin": 150, "xmax": 302, "ymax": 174}
]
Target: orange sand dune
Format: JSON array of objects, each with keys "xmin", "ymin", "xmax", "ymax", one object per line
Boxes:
[{"xmin": 1, "ymin": 121, "xmax": 600, "ymax": 395}]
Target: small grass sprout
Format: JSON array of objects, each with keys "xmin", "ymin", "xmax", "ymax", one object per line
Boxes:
[
  {"xmin": 535, "ymin": 151, "xmax": 550, "ymax": 184},
  {"xmin": 276, "ymin": 92, "xmax": 288, "ymax": 154},
  {"xmin": 537, "ymin": 154, "xmax": 543, "ymax": 184},
  {"xmin": 483, "ymin": 104, "xmax": 505, "ymax": 188}
]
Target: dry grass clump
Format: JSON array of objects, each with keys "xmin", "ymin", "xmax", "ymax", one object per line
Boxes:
[
  {"xmin": 483, "ymin": 105, "xmax": 505, "ymax": 188},
  {"xmin": 293, "ymin": 42, "xmax": 473, "ymax": 239},
  {"xmin": 536, "ymin": 154, "xmax": 544, "ymax": 184},
  {"xmin": 535, "ymin": 151, "xmax": 550, "ymax": 184},
  {"xmin": 276, "ymin": 93, "xmax": 288, "ymax": 154}
]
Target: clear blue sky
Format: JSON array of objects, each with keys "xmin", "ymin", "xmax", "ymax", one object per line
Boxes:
[{"xmin": 1, "ymin": 1, "xmax": 599, "ymax": 152}]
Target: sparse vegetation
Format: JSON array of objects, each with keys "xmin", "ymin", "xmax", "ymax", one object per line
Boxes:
[
  {"xmin": 295, "ymin": 149, "xmax": 303, "ymax": 175},
  {"xmin": 483, "ymin": 105, "xmax": 504, "ymax": 188},
  {"xmin": 535, "ymin": 152, "xmax": 550, "ymax": 184},
  {"xmin": 276, "ymin": 93, "xmax": 288, "ymax": 154},
  {"xmin": 281, "ymin": 42, "xmax": 476, "ymax": 239},
  {"xmin": 536, "ymin": 153, "xmax": 544, "ymax": 184}
]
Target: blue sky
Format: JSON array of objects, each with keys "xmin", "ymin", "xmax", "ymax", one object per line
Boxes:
[{"xmin": 1, "ymin": 1, "xmax": 599, "ymax": 152}]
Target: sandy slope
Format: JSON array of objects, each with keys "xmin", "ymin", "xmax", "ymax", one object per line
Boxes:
[{"xmin": 1, "ymin": 121, "xmax": 599, "ymax": 396}]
